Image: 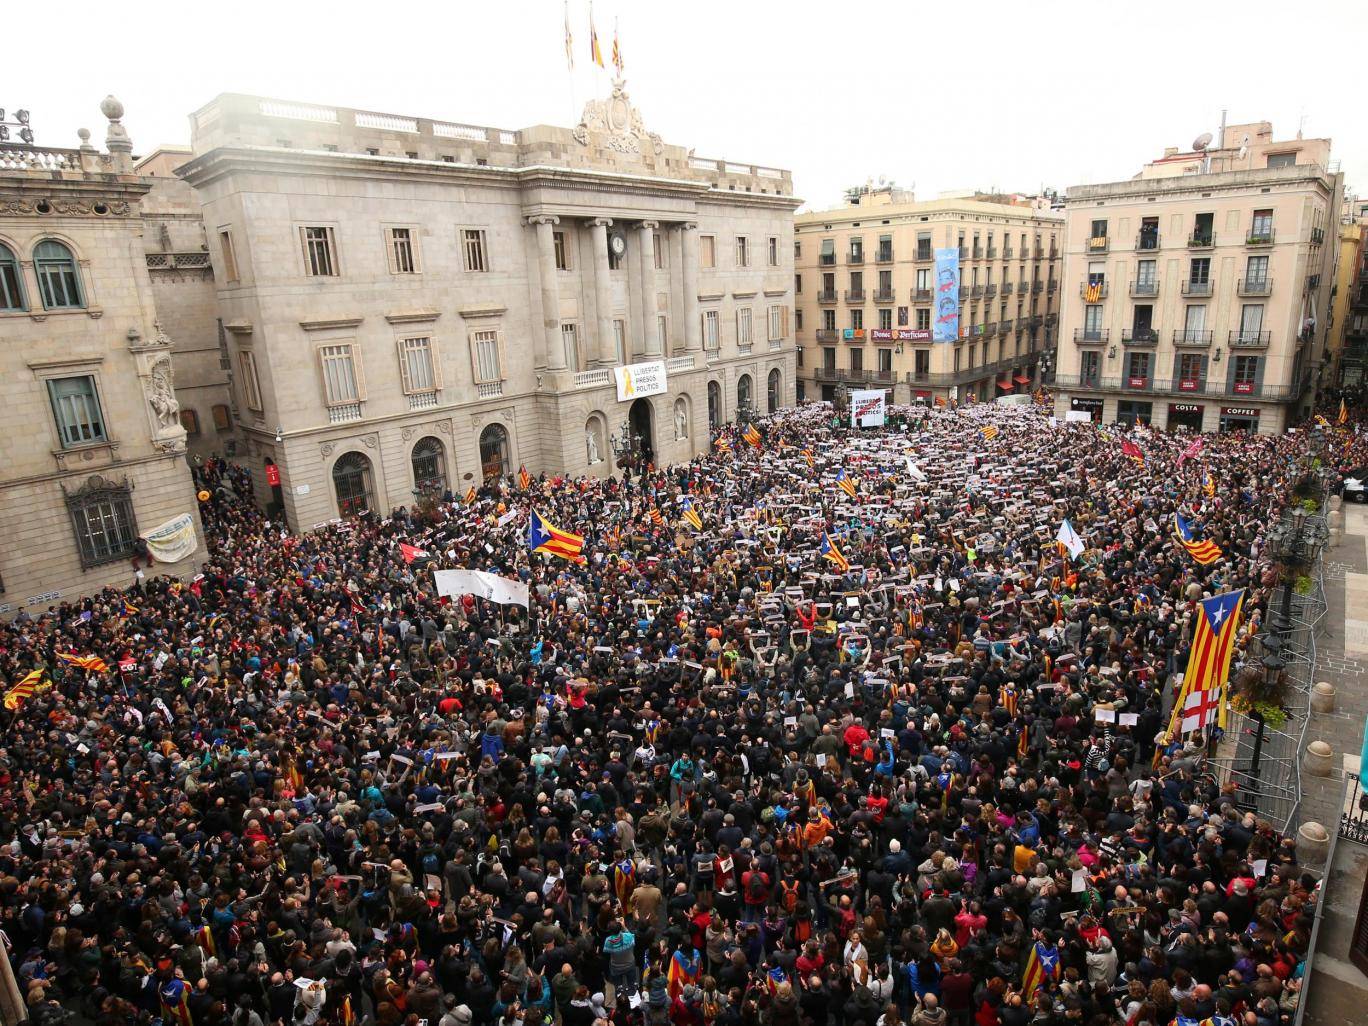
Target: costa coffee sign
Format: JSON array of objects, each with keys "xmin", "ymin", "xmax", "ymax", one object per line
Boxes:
[
  {"xmin": 1127, "ymin": 376, "xmax": 1148, "ymax": 389},
  {"xmin": 1169, "ymin": 403, "xmax": 1202, "ymax": 414},
  {"xmin": 1221, "ymin": 406, "xmax": 1260, "ymax": 417},
  {"xmin": 1178, "ymin": 378, "xmax": 1200, "ymax": 392}
]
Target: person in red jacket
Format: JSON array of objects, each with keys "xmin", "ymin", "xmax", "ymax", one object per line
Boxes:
[
  {"xmin": 843, "ymin": 719, "xmax": 870, "ymax": 756},
  {"xmin": 741, "ymin": 865, "xmax": 770, "ymax": 922}
]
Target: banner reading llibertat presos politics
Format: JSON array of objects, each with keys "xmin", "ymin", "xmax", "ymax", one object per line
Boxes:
[{"xmin": 933, "ymin": 247, "xmax": 960, "ymax": 342}]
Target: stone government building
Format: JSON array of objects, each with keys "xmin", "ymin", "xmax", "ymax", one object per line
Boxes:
[
  {"xmin": 178, "ymin": 86, "xmax": 800, "ymax": 528},
  {"xmin": 0, "ymin": 99, "xmax": 206, "ymax": 614}
]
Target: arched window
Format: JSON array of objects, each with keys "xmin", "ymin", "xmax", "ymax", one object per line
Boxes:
[
  {"xmin": 479, "ymin": 423, "xmax": 510, "ymax": 481},
  {"xmin": 332, "ymin": 452, "xmax": 374, "ymax": 517},
  {"xmin": 707, "ymin": 380, "xmax": 722, "ymax": 431},
  {"xmin": 737, "ymin": 374, "xmax": 753, "ymax": 416},
  {"xmin": 33, "ymin": 240, "xmax": 83, "ymax": 310},
  {"xmin": 767, "ymin": 368, "xmax": 782, "ymax": 413},
  {"xmin": 411, "ymin": 436, "xmax": 447, "ymax": 496},
  {"xmin": 0, "ymin": 243, "xmax": 25, "ymax": 310}
]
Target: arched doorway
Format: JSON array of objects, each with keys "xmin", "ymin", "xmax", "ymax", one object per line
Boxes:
[
  {"xmin": 767, "ymin": 368, "xmax": 782, "ymax": 413},
  {"xmin": 629, "ymin": 397, "xmax": 655, "ymax": 468},
  {"xmin": 707, "ymin": 380, "xmax": 722, "ymax": 431},
  {"xmin": 332, "ymin": 451, "xmax": 374, "ymax": 517},
  {"xmin": 411, "ymin": 436, "xmax": 447, "ymax": 497},
  {"xmin": 737, "ymin": 374, "xmax": 753, "ymax": 418},
  {"xmin": 478, "ymin": 423, "xmax": 510, "ymax": 482}
]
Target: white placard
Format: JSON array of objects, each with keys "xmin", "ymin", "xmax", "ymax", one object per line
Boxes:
[
  {"xmin": 850, "ymin": 389, "xmax": 887, "ymax": 428},
  {"xmin": 432, "ymin": 569, "xmax": 530, "ymax": 608},
  {"xmin": 1119, "ymin": 713, "xmax": 1139, "ymax": 727},
  {"xmin": 614, "ymin": 360, "xmax": 668, "ymax": 402}
]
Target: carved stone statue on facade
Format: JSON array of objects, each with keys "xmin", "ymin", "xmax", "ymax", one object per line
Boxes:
[
  {"xmin": 147, "ymin": 358, "xmax": 180, "ymax": 429},
  {"xmin": 675, "ymin": 405, "xmax": 688, "ymax": 440},
  {"xmin": 586, "ymin": 429, "xmax": 601, "ymax": 465},
  {"xmin": 572, "ymin": 78, "xmax": 664, "ymax": 155}
]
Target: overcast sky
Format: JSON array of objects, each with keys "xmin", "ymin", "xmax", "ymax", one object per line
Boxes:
[{"xmin": 9, "ymin": 0, "xmax": 1365, "ymax": 212}]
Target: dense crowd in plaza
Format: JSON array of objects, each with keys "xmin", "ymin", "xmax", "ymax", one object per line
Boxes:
[{"xmin": 1, "ymin": 400, "xmax": 1362, "ymax": 1026}]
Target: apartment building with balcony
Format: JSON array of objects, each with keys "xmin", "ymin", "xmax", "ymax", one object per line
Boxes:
[
  {"xmin": 1054, "ymin": 121, "xmax": 1342, "ymax": 433},
  {"xmin": 176, "ymin": 87, "xmax": 798, "ymax": 527},
  {"xmin": 793, "ymin": 186, "xmax": 1062, "ymax": 406},
  {"xmin": 1331, "ymin": 207, "xmax": 1367, "ymax": 387}
]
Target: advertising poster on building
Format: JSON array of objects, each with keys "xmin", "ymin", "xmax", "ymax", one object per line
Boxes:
[
  {"xmin": 933, "ymin": 247, "xmax": 960, "ymax": 342},
  {"xmin": 614, "ymin": 360, "xmax": 668, "ymax": 402},
  {"xmin": 849, "ymin": 389, "xmax": 887, "ymax": 428}
]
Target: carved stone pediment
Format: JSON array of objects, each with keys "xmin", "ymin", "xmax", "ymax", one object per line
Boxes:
[{"xmin": 573, "ymin": 78, "xmax": 663, "ymax": 155}]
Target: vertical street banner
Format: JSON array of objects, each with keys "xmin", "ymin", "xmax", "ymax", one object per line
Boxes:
[{"xmin": 933, "ymin": 247, "xmax": 960, "ymax": 342}]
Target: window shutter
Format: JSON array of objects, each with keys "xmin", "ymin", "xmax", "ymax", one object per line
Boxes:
[
  {"xmin": 428, "ymin": 337, "xmax": 443, "ymax": 391},
  {"xmin": 350, "ymin": 344, "xmax": 367, "ymax": 401},
  {"xmin": 397, "ymin": 339, "xmax": 414, "ymax": 393}
]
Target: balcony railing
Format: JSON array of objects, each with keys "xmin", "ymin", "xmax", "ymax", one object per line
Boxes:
[
  {"xmin": 814, "ymin": 366, "xmax": 841, "ymax": 382},
  {"xmin": 959, "ymin": 286, "xmax": 969, "ymax": 300},
  {"xmin": 958, "ymin": 247, "xmax": 968, "ymax": 260},
  {"xmin": 876, "ymin": 248, "xmax": 894, "ymax": 263},
  {"xmin": 971, "ymin": 285, "xmax": 984, "ymax": 298},
  {"xmin": 1003, "ymin": 247, "xmax": 1014, "ymax": 259},
  {"xmin": 815, "ymin": 329, "xmax": 839, "ymax": 342},
  {"xmin": 1052, "ymin": 375, "xmax": 1302, "ymax": 401},
  {"xmin": 1172, "ymin": 329, "xmax": 1213, "ymax": 347},
  {"xmin": 1135, "ymin": 233, "xmax": 1161, "ymax": 252},
  {"xmin": 1073, "ymin": 328, "xmax": 1109, "ymax": 344},
  {"xmin": 1032, "ymin": 281, "xmax": 1043, "ymax": 294},
  {"xmin": 816, "ymin": 290, "xmax": 838, "ymax": 304},
  {"xmin": 1130, "ymin": 278, "xmax": 1159, "ymax": 297},
  {"xmin": 819, "ymin": 254, "xmax": 836, "ymax": 266},
  {"xmin": 1047, "ymin": 280, "xmax": 1058, "ymax": 293},
  {"xmin": 873, "ymin": 288, "xmax": 896, "ymax": 303},
  {"xmin": 1048, "ymin": 247, "xmax": 1058, "ymax": 260},
  {"xmin": 847, "ymin": 252, "xmax": 865, "ymax": 265},
  {"xmin": 1187, "ymin": 232, "xmax": 1215, "ymax": 249},
  {"xmin": 1033, "ymin": 247, "xmax": 1045, "ymax": 259},
  {"xmin": 1311, "ymin": 227, "xmax": 1325, "ymax": 246},
  {"xmin": 987, "ymin": 248, "xmax": 998, "ymax": 259},
  {"xmin": 985, "ymin": 284, "xmax": 998, "ymax": 298},
  {"xmin": 1245, "ymin": 230, "xmax": 1275, "ymax": 247},
  {"xmin": 915, "ymin": 248, "xmax": 934, "ymax": 262},
  {"xmin": 1181, "ymin": 279, "xmax": 1213, "ymax": 296},
  {"xmin": 1228, "ymin": 329, "xmax": 1271, "ymax": 348},
  {"xmin": 1122, "ymin": 328, "xmax": 1160, "ymax": 345},
  {"xmin": 913, "ymin": 288, "xmax": 932, "ymax": 302},
  {"xmin": 1001, "ymin": 318, "xmax": 1014, "ymax": 334},
  {"xmin": 1079, "ymin": 281, "xmax": 1110, "ymax": 299},
  {"xmin": 985, "ymin": 322, "xmax": 997, "ymax": 337},
  {"xmin": 844, "ymin": 289, "xmax": 865, "ymax": 303},
  {"xmin": 1086, "ymin": 236, "xmax": 1109, "ymax": 254},
  {"xmin": 1238, "ymin": 277, "xmax": 1272, "ymax": 296},
  {"xmin": 1001, "ymin": 282, "xmax": 1014, "ymax": 296},
  {"xmin": 972, "ymin": 247, "xmax": 984, "ymax": 259}
]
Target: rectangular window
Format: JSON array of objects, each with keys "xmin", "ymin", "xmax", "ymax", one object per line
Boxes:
[
  {"xmin": 397, "ymin": 336, "xmax": 440, "ymax": 395},
  {"xmin": 701, "ymin": 235, "xmax": 716, "ymax": 268},
  {"xmin": 737, "ymin": 308, "xmax": 753, "ymax": 346},
  {"xmin": 613, "ymin": 319, "xmax": 626, "ymax": 364},
  {"xmin": 1189, "ymin": 257, "xmax": 1211, "ymax": 283},
  {"xmin": 703, "ymin": 310, "xmax": 720, "ymax": 350},
  {"xmin": 769, "ymin": 305, "xmax": 786, "ymax": 340},
  {"xmin": 795, "ymin": 309, "xmax": 803, "ymax": 331},
  {"xmin": 916, "ymin": 268, "xmax": 930, "ymax": 291},
  {"xmin": 70, "ymin": 489, "xmax": 136, "ymax": 568},
  {"xmin": 916, "ymin": 308, "xmax": 930, "ymax": 331},
  {"xmin": 879, "ymin": 308, "xmax": 893, "ymax": 330},
  {"xmin": 1234, "ymin": 354, "xmax": 1259, "ymax": 385},
  {"xmin": 462, "ymin": 228, "xmax": 488, "ymax": 272},
  {"xmin": 877, "ymin": 234, "xmax": 893, "ymax": 261},
  {"xmin": 1251, "ymin": 209, "xmax": 1273, "ymax": 240},
  {"xmin": 822, "ymin": 309, "xmax": 836, "ymax": 331},
  {"xmin": 1091, "ymin": 218, "xmax": 1108, "ymax": 239},
  {"xmin": 471, "ymin": 329, "xmax": 502, "ymax": 383},
  {"xmin": 1184, "ymin": 305, "xmax": 1207, "ymax": 333},
  {"xmin": 1178, "ymin": 352, "xmax": 1205, "ymax": 381},
  {"xmin": 1266, "ymin": 153, "xmax": 1296, "ymax": 169},
  {"xmin": 850, "ymin": 309, "xmax": 863, "ymax": 330},
  {"xmin": 554, "ymin": 231, "xmax": 570, "ymax": 271},
  {"xmin": 318, "ymin": 344, "xmax": 362, "ymax": 405},
  {"xmin": 735, "ymin": 236, "xmax": 750, "ymax": 267},
  {"xmin": 820, "ymin": 238, "xmax": 835, "ymax": 265},
  {"xmin": 1246, "ymin": 255, "xmax": 1269, "ymax": 285},
  {"xmin": 1126, "ymin": 351, "xmax": 1151, "ymax": 380},
  {"xmin": 47, "ymin": 375, "xmax": 106, "ymax": 447},
  {"xmin": 1136, "ymin": 259, "xmax": 1157, "ymax": 286},
  {"xmin": 239, "ymin": 351, "xmax": 262, "ymax": 411},
  {"xmin": 822, "ymin": 347, "xmax": 836, "ymax": 370},
  {"xmin": 300, "ymin": 226, "xmax": 338, "ymax": 277},
  {"xmin": 219, "ymin": 229, "xmax": 239, "ymax": 282},
  {"xmin": 915, "ymin": 350, "xmax": 930, "ymax": 375},
  {"xmin": 968, "ymin": 344, "xmax": 977, "ymax": 367},
  {"xmin": 850, "ymin": 348, "xmax": 863, "ymax": 373},
  {"xmin": 560, "ymin": 323, "xmax": 581, "ymax": 371},
  {"xmin": 768, "ymin": 236, "xmax": 779, "ymax": 266},
  {"xmin": 1084, "ymin": 305, "xmax": 1103, "ymax": 335},
  {"xmin": 795, "ymin": 274, "xmax": 802, "ymax": 294},
  {"xmin": 1240, "ymin": 304, "xmax": 1264, "ymax": 339},
  {"xmin": 387, "ymin": 227, "xmax": 418, "ymax": 274},
  {"xmin": 179, "ymin": 409, "xmax": 200, "ymax": 436},
  {"xmin": 212, "ymin": 404, "xmax": 232, "ymax": 432}
]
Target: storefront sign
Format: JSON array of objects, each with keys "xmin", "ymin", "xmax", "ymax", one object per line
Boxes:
[
  {"xmin": 614, "ymin": 360, "xmax": 667, "ymax": 402},
  {"xmin": 265, "ymin": 464, "xmax": 281, "ymax": 487},
  {"xmin": 870, "ymin": 329, "xmax": 894, "ymax": 341},
  {"xmin": 1221, "ymin": 406, "xmax": 1260, "ymax": 417},
  {"xmin": 1070, "ymin": 397, "xmax": 1104, "ymax": 413},
  {"xmin": 1170, "ymin": 403, "xmax": 1202, "ymax": 414},
  {"xmin": 896, "ymin": 329, "xmax": 931, "ymax": 341},
  {"xmin": 1178, "ymin": 378, "xmax": 1200, "ymax": 392}
]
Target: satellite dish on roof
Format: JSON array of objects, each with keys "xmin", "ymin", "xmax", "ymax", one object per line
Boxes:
[{"xmin": 1192, "ymin": 132, "xmax": 1213, "ymax": 152}]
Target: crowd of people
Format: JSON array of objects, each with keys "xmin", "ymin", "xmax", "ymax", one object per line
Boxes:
[{"xmin": 0, "ymin": 400, "xmax": 1361, "ymax": 1026}]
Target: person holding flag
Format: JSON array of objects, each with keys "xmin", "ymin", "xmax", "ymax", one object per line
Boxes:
[
  {"xmin": 820, "ymin": 530, "xmax": 850, "ymax": 572},
  {"xmin": 680, "ymin": 497, "xmax": 704, "ymax": 531},
  {"xmin": 1021, "ymin": 931, "xmax": 1061, "ymax": 995},
  {"xmin": 1173, "ymin": 512, "xmax": 1223, "ymax": 565},
  {"xmin": 529, "ymin": 510, "xmax": 585, "ymax": 562},
  {"xmin": 836, "ymin": 467, "xmax": 858, "ymax": 499}
]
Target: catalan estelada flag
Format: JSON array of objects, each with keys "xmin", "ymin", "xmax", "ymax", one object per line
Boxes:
[
  {"xmin": 159, "ymin": 978, "xmax": 194, "ymax": 1026},
  {"xmin": 1173, "ymin": 513, "xmax": 1223, "ymax": 565},
  {"xmin": 820, "ymin": 531, "xmax": 850, "ymax": 572},
  {"xmin": 981, "ymin": 425, "xmax": 1000, "ymax": 442},
  {"xmin": 529, "ymin": 511, "xmax": 584, "ymax": 562},
  {"xmin": 1315, "ymin": 414, "xmax": 1331, "ymax": 428},
  {"xmin": 519, "ymin": 466, "xmax": 531, "ymax": 490},
  {"xmin": 934, "ymin": 395, "xmax": 947, "ymax": 408},
  {"xmin": 194, "ymin": 924, "xmax": 216, "ymax": 958},
  {"xmin": 835, "ymin": 468, "xmax": 858, "ymax": 499},
  {"xmin": 340, "ymin": 995, "xmax": 356, "ymax": 1026},
  {"xmin": 1121, "ymin": 439, "xmax": 1145, "ymax": 466},
  {"xmin": 681, "ymin": 498, "xmax": 704, "ymax": 531},
  {"xmin": 802, "ymin": 448, "xmax": 815, "ymax": 469},
  {"xmin": 1022, "ymin": 939, "xmax": 1060, "ymax": 993},
  {"xmin": 1203, "ymin": 473, "xmax": 1216, "ymax": 498},
  {"xmin": 1181, "ymin": 589, "xmax": 1244, "ymax": 698},
  {"xmin": 121, "ymin": 599, "xmax": 139, "ymax": 617},
  {"xmin": 649, "ymin": 507, "xmax": 664, "ymax": 526},
  {"xmin": 714, "ymin": 437, "xmax": 731, "ymax": 453},
  {"xmin": 1017, "ymin": 725, "xmax": 1029, "ymax": 760},
  {"xmin": 667, "ymin": 948, "xmax": 701, "ymax": 1000},
  {"xmin": 999, "ymin": 684, "xmax": 1018, "ymax": 718},
  {"xmin": 55, "ymin": 652, "xmax": 109, "ymax": 674},
  {"xmin": 1339, "ymin": 398, "xmax": 1349, "ymax": 425},
  {"xmin": 464, "ymin": 486, "xmax": 477, "ymax": 504},
  {"xmin": 743, "ymin": 423, "xmax": 763, "ymax": 449},
  {"xmin": 3, "ymin": 670, "xmax": 49, "ymax": 711}
]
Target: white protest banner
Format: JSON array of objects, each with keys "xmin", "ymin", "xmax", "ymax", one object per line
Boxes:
[
  {"xmin": 850, "ymin": 389, "xmax": 887, "ymax": 428},
  {"xmin": 432, "ymin": 569, "xmax": 530, "ymax": 609},
  {"xmin": 614, "ymin": 360, "xmax": 668, "ymax": 403},
  {"xmin": 144, "ymin": 512, "xmax": 199, "ymax": 563}
]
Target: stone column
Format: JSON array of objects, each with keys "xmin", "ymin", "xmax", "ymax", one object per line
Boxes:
[
  {"xmin": 529, "ymin": 216, "xmax": 565, "ymax": 370},
  {"xmin": 587, "ymin": 218, "xmax": 616, "ymax": 366},
  {"xmin": 637, "ymin": 221, "xmax": 660, "ymax": 357},
  {"xmin": 681, "ymin": 222, "xmax": 701, "ymax": 352}
]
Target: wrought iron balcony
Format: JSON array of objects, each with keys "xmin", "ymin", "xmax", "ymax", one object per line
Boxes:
[
  {"xmin": 819, "ymin": 254, "xmax": 836, "ymax": 266},
  {"xmin": 1079, "ymin": 281, "xmax": 1110, "ymax": 299},
  {"xmin": 972, "ymin": 246, "xmax": 984, "ymax": 259},
  {"xmin": 1001, "ymin": 318, "xmax": 1014, "ymax": 334},
  {"xmin": 986, "ymin": 248, "xmax": 997, "ymax": 260},
  {"xmin": 1073, "ymin": 328, "xmax": 1108, "ymax": 344},
  {"xmin": 915, "ymin": 248, "xmax": 934, "ymax": 263},
  {"xmin": 1122, "ymin": 327, "xmax": 1160, "ymax": 345},
  {"xmin": 958, "ymin": 247, "xmax": 968, "ymax": 260},
  {"xmin": 847, "ymin": 252, "xmax": 865, "ymax": 265},
  {"xmin": 814, "ymin": 329, "xmax": 839, "ymax": 342},
  {"xmin": 1001, "ymin": 282, "xmax": 1014, "ymax": 296},
  {"xmin": 1238, "ymin": 277, "xmax": 1272, "ymax": 296},
  {"xmin": 971, "ymin": 285, "xmax": 984, "ymax": 298},
  {"xmin": 985, "ymin": 284, "xmax": 997, "ymax": 298},
  {"xmin": 1129, "ymin": 278, "xmax": 1159, "ymax": 297},
  {"xmin": 845, "ymin": 289, "xmax": 865, "ymax": 303},
  {"xmin": 959, "ymin": 286, "xmax": 969, "ymax": 300},
  {"xmin": 1031, "ymin": 281, "xmax": 1043, "ymax": 294},
  {"xmin": 1181, "ymin": 279, "xmax": 1213, "ymax": 296},
  {"xmin": 1172, "ymin": 329, "xmax": 1213, "ymax": 347},
  {"xmin": 1135, "ymin": 233, "xmax": 1161, "ymax": 252},
  {"xmin": 1228, "ymin": 329, "xmax": 1270, "ymax": 348},
  {"xmin": 1003, "ymin": 247, "xmax": 1014, "ymax": 260},
  {"xmin": 1047, "ymin": 280, "xmax": 1058, "ymax": 293},
  {"xmin": 873, "ymin": 288, "xmax": 896, "ymax": 303},
  {"xmin": 1187, "ymin": 232, "xmax": 1215, "ymax": 249},
  {"xmin": 876, "ymin": 248, "xmax": 894, "ymax": 263},
  {"xmin": 813, "ymin": 366, "xmax": 841, "ymax": 382},
  {"xmin": 1311, "ymin": 227, "xmax": 1325, "ymax": 246},
  {"xmin": 1086, "ymin": 236, "xmax": 1109, "ymax": 254},
  {"xmin": 1245, "ymin": 230, "xmax": 1275, "ymax": 247},
  {"xmin": 817, "ymin": 290, "xmax": 838, "ymax": 304},
  {"xmin": 913, "ymin": 288, "xmax": 932, "ymax": 302},
  {"xmin": 1033, "ymin": 247, "xmax": 1044, "ymax": 259}
]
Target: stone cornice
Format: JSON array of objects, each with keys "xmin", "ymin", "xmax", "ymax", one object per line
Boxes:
[
  {"xmin": 299, "ymin": 316, "xmax": 364, "ymax": 331},
  {"xmin": 384, "ymin": 309, "xmax": 442, "ymax": 325}
]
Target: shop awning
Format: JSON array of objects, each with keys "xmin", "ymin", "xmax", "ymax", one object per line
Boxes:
[
  {"xmin": 1014, "ymin": 373, "xmax": 1032, "ymax": 384},
  {"xmin": 914, "ymin": 390, "xmax": 931, "ymax": 398},
  {"xmin": 996, "ymin": 378, "xmax": 1015, "ymax": 390}
]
